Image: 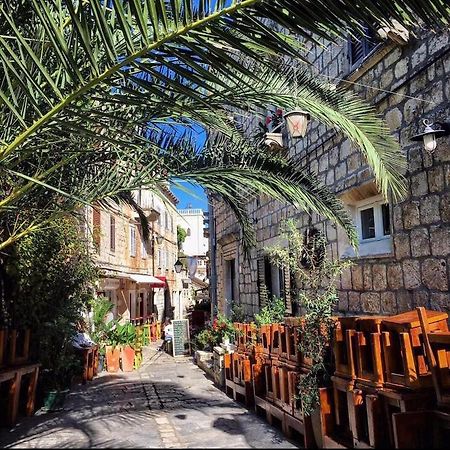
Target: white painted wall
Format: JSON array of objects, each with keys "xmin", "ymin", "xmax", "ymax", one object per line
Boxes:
[{"xmin": 177, "ymin": 209, "xmax": 208, "ymax": 257}]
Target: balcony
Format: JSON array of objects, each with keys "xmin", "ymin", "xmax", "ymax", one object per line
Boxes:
[{"xmin": 133, "ymin": 207, "xmax": 160, "ymax": 222}]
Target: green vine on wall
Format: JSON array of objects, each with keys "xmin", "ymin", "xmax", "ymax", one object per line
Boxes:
[{"xmin": 265, "ymin": 219, "xmax": 352, "ymax": 416}]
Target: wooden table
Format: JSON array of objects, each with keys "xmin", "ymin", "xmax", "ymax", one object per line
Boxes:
[{"xmin": 0, "ymin": 363, "xmax": 40, "ymax": 426}]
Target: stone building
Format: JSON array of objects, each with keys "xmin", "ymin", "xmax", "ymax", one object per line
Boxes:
[
  {"xmin": 87, "ymin": 185, "xmax": 190, "ymax": 323},
  {"xmin": 210, "ymin": 27, "xmax": 450, "ymax": 320}
]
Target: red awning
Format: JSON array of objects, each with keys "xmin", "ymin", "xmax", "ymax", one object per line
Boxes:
[{"xmin": 152, "ymin": 275, "xmax": 167, "ymax": 288}]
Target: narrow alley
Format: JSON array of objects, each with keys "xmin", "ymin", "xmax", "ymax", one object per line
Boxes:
[{"xmin": 0, "ymin": 344, "xmax": 298, "ymax": 449}]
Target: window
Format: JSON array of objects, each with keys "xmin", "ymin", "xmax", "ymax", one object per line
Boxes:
[
  {"xmin": 92, "ymin": 208, "xmax": 101, "ymax": 252},
  {"xmin": 257, "ymin": 256, "xmax": 291, "ymax": 314},
  {"xmin": 187, "ymin": 228, "xmax": 191, "ymax": 237},
  {"xmin": 141, "ymin": 238, "xmax": 147, "ymax": 259},
  {"xmin": 225, "ymin": 259, "xmax": 237, "ymax": 317},
  {"xmin": 357, "ymin": 201, "xmax": 391, "ymax": 243},
  {"xmin": 130, "ymin": 224, "xmax": 136, "ymax": 257},
  {"xmin": 110, "ymin": 215, "xmax": 115, "ymax": 252},
  {"xmin": 158, "ymin": 249, "xmax": 161, "ymax": 268},
  {"xmin": 339, "ymin": 193, "xmax": 392, "ymax": 258},
  {"xmin": 157, "ymin": 207, "xmax": 161, "ymax": 226},
  {"xmin": 348, "ymin": 25, "xmax": 380, "ymax": 70},
  {"xmin": 170, "ymin": 215, "xmax": 174, "ymax": 233}
]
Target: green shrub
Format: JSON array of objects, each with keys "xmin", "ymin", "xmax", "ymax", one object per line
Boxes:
[{"xmin": 254, "ymin": 296, "xmax": 286, "ymax": 327}]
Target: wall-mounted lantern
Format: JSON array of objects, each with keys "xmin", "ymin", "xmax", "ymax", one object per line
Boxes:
[{"xmin": 411, "ymin": 119, "xmax": 450, "ymax": 154}]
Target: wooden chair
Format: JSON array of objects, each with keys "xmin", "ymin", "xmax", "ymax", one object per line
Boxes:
[{"xmin": 417, "ymin": 307, "xmax": 450, "ymax": 408}]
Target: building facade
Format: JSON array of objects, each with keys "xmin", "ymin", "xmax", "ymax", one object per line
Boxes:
[
  {"xmin": 177, "ymin": 207, "xmax": 209, "ymax": 281},
  {"xmin": 87, "ymin": 186, "xmax": 190, "ymax": 323},
  {"xmin": 210, "ymin": 28, "xmax": 450, "ymax": 320}
]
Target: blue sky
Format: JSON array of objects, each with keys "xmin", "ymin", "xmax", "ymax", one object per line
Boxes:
[{"xmin": 171, "ymin": 182, "xmax": 208, "ymax": 211}]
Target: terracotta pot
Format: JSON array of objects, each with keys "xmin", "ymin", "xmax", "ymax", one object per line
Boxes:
[
  {"xmin": 105, "ymin": 345, "xmax": 121, "ymax": 373},
  {"xmin": 121, "ymin": 345, "xmax": 135, "ymax": 372}
]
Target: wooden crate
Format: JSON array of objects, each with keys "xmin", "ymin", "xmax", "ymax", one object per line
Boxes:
[
  {"xmin": 260, "ymin": 324, "xmax": 272, "ymax": 356},
  {"xmin": 328, "ymin": 375, "xmax": 356, "ymax": 448},
  {"xmin": 382, "ymin": 309, "xmax": 448, "ymax": 390},
  {"xmin": 392, "ymin": 409, "xmax": 450, "ymax": 449},
  {"xmin": 378, "ymin": 387, "xmax": 436, "ymax": 448},
  {"xmin": 280, "ymin": 325, "xmax": 302, "ymax": 367},
  {"xmin": 234, "ymin": 323, "xmax": 246, "ymax": 353},
  {"xmin": 354, "ymin": 317, "xmax": 385, "ymax": 389},
  {"xmin": 0, "ymin": 363, "xmax": 40, "ymax": 427},
  {"xmin": 270, "ymin": 324, "xmax": 283, "ymax": 358}
]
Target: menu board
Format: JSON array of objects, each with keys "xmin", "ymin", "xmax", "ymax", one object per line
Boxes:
[{"xmin": 172, "ymin": 319, "xmax": 191, "ymax": 357}]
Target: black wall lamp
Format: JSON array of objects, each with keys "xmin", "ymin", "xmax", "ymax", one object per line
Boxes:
[{"xmin": 411, "ymin": 119, "xmax": 450, "ymax": 154}]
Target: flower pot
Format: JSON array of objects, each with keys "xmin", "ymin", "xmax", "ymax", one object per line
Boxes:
[
  {"xmin": 264, "ymin": 132, "xmax": 283, "ymax": 148},
  {"xmin": 42, "ymin": 388, "xmax": 70, "ymax": 412},
  {"xmin": 105, "ymin": 345, "xmax": 121, "ymax": 373},
  {"xmin": 121, "ymin": 345, "xmax": 135, "ymax": 372}
]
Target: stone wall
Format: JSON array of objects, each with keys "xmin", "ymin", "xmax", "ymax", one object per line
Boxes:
[{"xmin": 212, "ymin": 28, "xmax": 450, "ymax": 319}]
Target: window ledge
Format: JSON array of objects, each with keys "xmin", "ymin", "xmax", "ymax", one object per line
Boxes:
[{"xmin": 341, "ymin": 251, "xmax": 394, "ymax": 262}]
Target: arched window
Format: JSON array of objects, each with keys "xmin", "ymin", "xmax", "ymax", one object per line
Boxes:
[{"xmin": 187, "ymin": 228, "xmax": 191, "ymax": 236}]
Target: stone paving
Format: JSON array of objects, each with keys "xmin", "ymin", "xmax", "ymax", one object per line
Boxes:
[{"xmin": 0, "ymin": 343, "xmax": 299, "ymax": 448}]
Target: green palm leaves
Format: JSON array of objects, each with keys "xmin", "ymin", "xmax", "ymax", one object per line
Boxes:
[{"xmin": 0, "ymin": 1, "xmax": 449, "ymax": 251}]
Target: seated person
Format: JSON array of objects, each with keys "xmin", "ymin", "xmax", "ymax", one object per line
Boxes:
[{"xmin": 158, "ymin": 319, "xmax": 173, "ymax": 352}]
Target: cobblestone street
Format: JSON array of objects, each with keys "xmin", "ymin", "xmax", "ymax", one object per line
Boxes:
[{"xmin": 0, "ymin": 344, "xmax": 298, "ymax": 448}]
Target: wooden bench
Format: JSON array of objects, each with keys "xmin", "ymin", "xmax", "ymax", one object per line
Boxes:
[{"xmin": 0, "ymin": 363, "xmax": 40, "ymax": 427}]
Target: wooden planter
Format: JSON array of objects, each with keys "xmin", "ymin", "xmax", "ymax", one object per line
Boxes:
[
  {"xmin": 105, "ymin": 346, "xmax": 121, "ymax": 373},
  {"xmin": 121, "ymin": 345, "xmax": 135, "ymax": 372}
]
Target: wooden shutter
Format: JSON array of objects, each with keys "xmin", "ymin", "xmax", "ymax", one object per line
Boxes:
[
  {"xmin": 110, "ymin": 215, "xmax": 115, "ymax": 251},
  {"xmin": 283, "ymin": 266, "xmax": 292, "ymax": 315},
  {"xmin": 93, "ymin": 207, "xmax": 101, "ymax": 250},
  {"xmin": 257, "ymin": 258, "xmax": 268, "ymax": 308}
]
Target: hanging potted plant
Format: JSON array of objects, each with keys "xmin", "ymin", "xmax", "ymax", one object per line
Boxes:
[{"xmin": 254, "ymin": 109, "xmax": 284, "ymax": 150}]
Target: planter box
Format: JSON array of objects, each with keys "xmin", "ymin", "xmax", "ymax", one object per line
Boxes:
[
  {"xmin": 105, "ymin": 346, "xmax": 121, "ymax": 373},
  {"xmin": 121, "ymin": 345, "xmax": 135, "ymax": 372}
]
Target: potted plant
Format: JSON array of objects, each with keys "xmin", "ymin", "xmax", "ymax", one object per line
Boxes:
[
  {"xmin": 105, "ymin": 324, "xmax": 121, "ymax": 373},
  {"xmin": 117, "ymin": 322, "xmax": 136, "ymax": 372},
  {"xmin": 255, "ymin": 109, "xmax": 285, "ymax": 149},
  {"xmin": 91, "ymin": 296, "xmax": 116, "ymax": 373}
]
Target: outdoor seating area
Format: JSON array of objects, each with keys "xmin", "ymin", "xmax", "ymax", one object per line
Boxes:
[
  {"xmin": 0, "ymin": 328, "xmax": 40, "ymax": 427},
  {"xmin": 224, "ymin": 307, "xmax": 450, "ymax": 449}
]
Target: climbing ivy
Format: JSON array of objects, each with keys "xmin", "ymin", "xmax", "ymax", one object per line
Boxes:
[{"xmin": 265, "ymin": 219, "xmax": 352, "ymax": 415}]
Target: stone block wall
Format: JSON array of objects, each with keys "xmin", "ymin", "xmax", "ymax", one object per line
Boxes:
[{"xmin": 212, "ymin": 28, "xmax": 450, "ymax": 319}]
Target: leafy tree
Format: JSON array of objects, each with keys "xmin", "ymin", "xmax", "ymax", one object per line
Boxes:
[
  {"xmin": 177, "ymin": 225, "xmax": 188, "ymax": 250},
  {"xmin": 2, "ymin": 216, "xmax": 98, "ymax": 390}
]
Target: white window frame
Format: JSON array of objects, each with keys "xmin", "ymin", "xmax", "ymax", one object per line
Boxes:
[
  {"xmin": 141, "ymin": 238, "xmax": 147, "ymax": 259},
  {"xmin": 355, "ymin": 195, "xmax": 392, "ymax": 256},
  {"xmin": 339, "ymin": 194, "xmax": 393, "ymax": 259},
  {"xmin": 130, "ymin": 224, "xmax": 136, "ymax": 257}
]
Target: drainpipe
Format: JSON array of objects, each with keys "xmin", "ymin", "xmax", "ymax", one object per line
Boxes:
[{"xmin": 207, "ymin": 192, "xmax": 218, "ymax": 321}]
